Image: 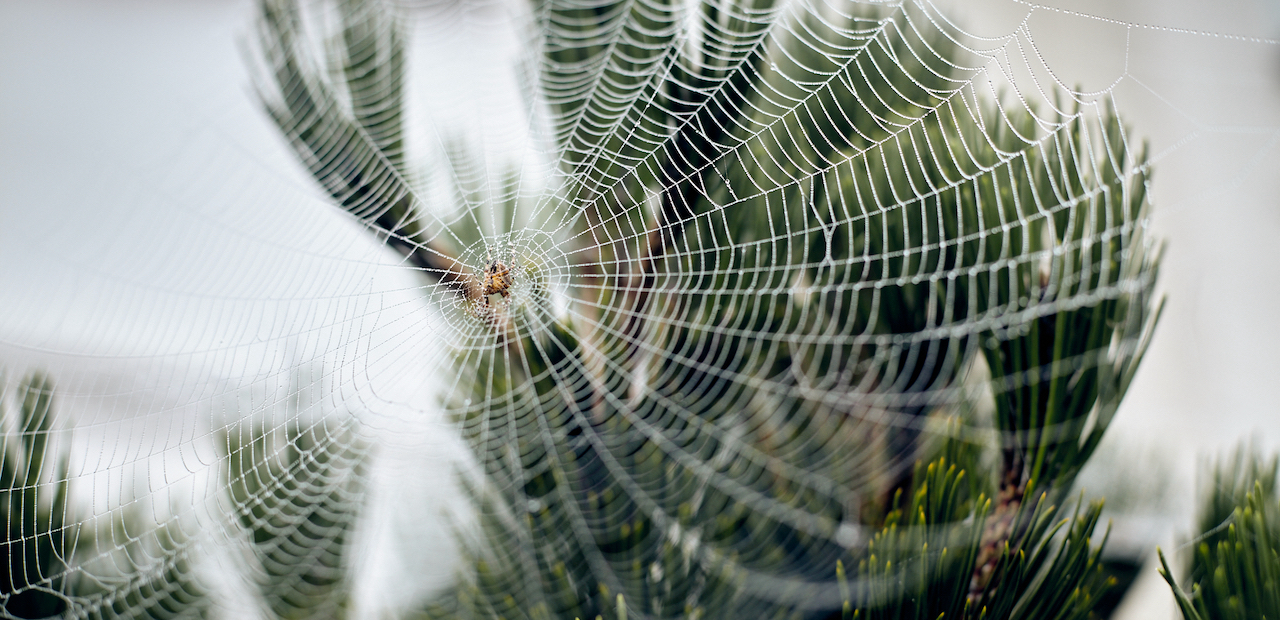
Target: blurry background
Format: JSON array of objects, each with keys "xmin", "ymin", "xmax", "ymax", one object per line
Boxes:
[{"xmin": 2, "ymin": 0, "xmax": 1279, "ymax": 617}]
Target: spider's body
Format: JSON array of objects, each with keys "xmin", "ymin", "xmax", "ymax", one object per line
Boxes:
[{"xmin": 480, "ymin": 258, "xmax": 514, "ymax": 307}]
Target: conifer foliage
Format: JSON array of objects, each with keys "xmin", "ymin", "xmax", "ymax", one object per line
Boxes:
[
  {"xmin": 1, "ymin": 375, "xmax": 72, "ymax": 619},
  {"xmin": 1160, "ymin": 447, "xmax": 1280, "ymax": 620},
  {"xmin": 0, "ymin": 0, "xmax": 1172, "ymax": 618},
  {"xmin": 252, "ymin": 0, "xmax": 1162, "ymax": 618}
]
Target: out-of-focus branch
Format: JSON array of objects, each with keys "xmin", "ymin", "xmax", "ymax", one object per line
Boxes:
[{"xmin": 255, "ymin": 0, "xmax": 471, "ymax": 291}]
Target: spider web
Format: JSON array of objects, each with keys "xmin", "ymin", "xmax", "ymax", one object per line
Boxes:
[{"xmin": 0, "ymin": 0, "xmax": 1275, "ymax": 618}]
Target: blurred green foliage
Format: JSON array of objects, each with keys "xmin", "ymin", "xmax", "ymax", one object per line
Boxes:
[
  {"xmin": 0, "ymin": 375, "xmax": 72, "ymax": 619},
  {"xmin": 222, "ymin": 419, "xmax": 367, "ymax": 620},
  {"xmin": 1160, "ymin": 447, "xmax": 1280, "ymax": 620}
]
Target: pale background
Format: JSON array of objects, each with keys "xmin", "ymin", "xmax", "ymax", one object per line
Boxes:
[{"xmin": 2, "ymin": 0, "xmax": 1279, "ymax": 617}]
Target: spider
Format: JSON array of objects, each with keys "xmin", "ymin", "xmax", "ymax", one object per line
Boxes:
[{"xmin": 479, "ymin": 256, "xmax": 515, "ymax": 309}]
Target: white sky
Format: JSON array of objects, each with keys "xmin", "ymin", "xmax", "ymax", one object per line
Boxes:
[{"xmin": 2, "ymin": 0, "xmax": 1280, "ymax": 617}]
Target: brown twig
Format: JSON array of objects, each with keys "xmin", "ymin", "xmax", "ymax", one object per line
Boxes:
[
  {"xmin": 968, "ymin": 467, "xmax": 1027, "ymax": 604},
  {"xmin": 370, "ymin": 196, "xmax": 474, "ymax": 295}
]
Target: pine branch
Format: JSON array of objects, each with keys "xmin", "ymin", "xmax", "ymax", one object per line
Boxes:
[
  {"xmin": 222, "ymin": 417, "xmax": 367, "ymax": 619},
  {"xmin": 849, "ymin": 452, "xmax": 1113, "ymax": 620},
  {"xmin": 256, "ymin": 1, "xmax": 1164, "ymax": 618},
  {"xmin": 255, "ymin": 0, "xmax": 470, "ymax": 288},
  {"xmin": 1159, "ymin": 445, "xmax": 1280, "ymax": 620},
  {"xmin": 78, "ymin": 517, "xmax": 212, "ymax": 620},
  {"xmin": 0, "ymin": 374, "xmax": 74, "ymax": 619}
]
